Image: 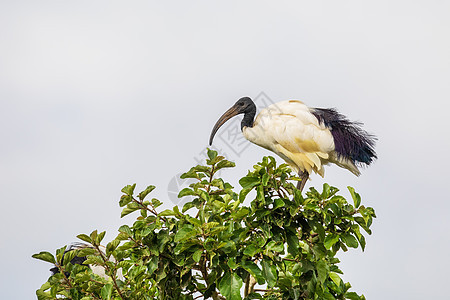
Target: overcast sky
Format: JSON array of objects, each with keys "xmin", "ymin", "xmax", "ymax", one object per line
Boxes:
[{"xmin": 1, "ymin": 1, "xmax": 449, "ymax": 299}]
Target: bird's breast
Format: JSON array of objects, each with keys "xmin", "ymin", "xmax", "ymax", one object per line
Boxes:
[{"xmin": 242, "ymin": 125, "xmax": 274, "ymax": 151}]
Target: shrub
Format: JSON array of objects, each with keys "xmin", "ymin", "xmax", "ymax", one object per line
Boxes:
[{"xmin": 34, "ymin": 149, "xmax": 375, "ymax": 300}]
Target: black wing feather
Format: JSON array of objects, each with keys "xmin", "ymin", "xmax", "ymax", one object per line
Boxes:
[{"xmin": 312, "ymin": 108, "xmax": 377, "ymax": 166}]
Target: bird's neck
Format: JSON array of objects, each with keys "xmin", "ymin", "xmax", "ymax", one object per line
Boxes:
[{"xmin": 241, "ymin": 105, "xmax": 256, "ymax": 130}]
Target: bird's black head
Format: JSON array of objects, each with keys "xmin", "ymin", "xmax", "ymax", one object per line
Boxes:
[
  {"xmin": 209, "ymin": 96, "xmax": 256, "ymax": 145},
  {"xmin": 233, "ymin": 97, "xmax": 255, "ymax": 114}
]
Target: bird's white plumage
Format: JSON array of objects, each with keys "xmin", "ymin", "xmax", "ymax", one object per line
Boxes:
[
  {"xmin": 90, "ymin": 245, "xmax": 124, "ymax": 281},
  {"xmin": 243, "ymin": 100, "xmax": 359, "ymax": 176}
]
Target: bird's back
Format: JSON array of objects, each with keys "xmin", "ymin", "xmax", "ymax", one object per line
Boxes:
[
  {"xmin": 244, "ymin": 100, "xmax": 336, "ymax": 175},
  {"xmin": 244, "ymin": 100, "xmax": 375, "ymax": 176}
]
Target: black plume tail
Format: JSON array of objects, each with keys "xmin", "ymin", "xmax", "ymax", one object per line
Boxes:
[{"xmin": 312, "ymin": 108, "xmax": 377, "ymax": 166}]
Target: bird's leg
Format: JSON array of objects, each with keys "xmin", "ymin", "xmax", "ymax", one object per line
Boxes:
[{"xmin": 297, "ymin": 170, "xmax": 309, "ymax": 192}]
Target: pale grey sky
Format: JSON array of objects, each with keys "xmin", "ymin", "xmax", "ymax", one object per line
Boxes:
[{"xmin": 1, "ymin": 1, "xmax": 449, "ymax": 299}]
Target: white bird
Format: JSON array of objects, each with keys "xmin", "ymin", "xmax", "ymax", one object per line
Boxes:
[{"xmin": 209, "ymin": 97, "xmax": 376, "ymax": 191}]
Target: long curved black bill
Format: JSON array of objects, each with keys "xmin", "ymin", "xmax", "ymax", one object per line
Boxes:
[{"xmin": 209, "ymin": 105, "xmax": 240, "ymax": 146}]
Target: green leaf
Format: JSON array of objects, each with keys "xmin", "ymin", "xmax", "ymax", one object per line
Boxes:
[
  {"xmin": 173, "ymin": 205, "xmax": 182, "ymax": 218},
  {"xmin": 105, "ymin": 240, "xmax": 119, "ymax": 256},
  {"xmin": 119, "ymin": 195, "xmax": 132, "ymax": 207},
  {"xmin": 100, "ymin": 283, "xmax": 113, "ymax": 300},
  {"xmin": 316, "ymin": 260, "xmax": 329, "ymax": 283},
  {"xmin": 219, "ymin": 240, "xmax": 237, "ymax": 254},
  {"xmin": 266, "ymin": 241, "xmax": 284, "ymax": 253},
  {"xmin": 121, "ymin": 184, "xmax": 136, "ymax": 196},
  {"xmin": 209, "ymin": 155, "xmax": 225, "ymax": 165},
  {"xmin": 261, "ymin": 259, "xmax": 277, "ymax": 288},
  {"xmin": 90, "ymin": 230, "xmax": 98, "ymax": 243},
  {"xmin": 120, "ymin": 208, "xmax": 135, "ymax": 218},
  {"xmin": 180, "ymin": 169, "xmax": 198, "ymax": 179},
  {"xmin": 273, "ymin": 198, "xmax": 285, "ymax": 209},
  {"xmin": 244, "ymin": 245, "xmax": 260, "ymax": 257},
  {"xmin": 329, "ymin": 272, "xmax": 343, "ymax": 286},
  {"xmin": 321, "ymin": 183, "xmax": 331, "ymax": 198},
  {"xmin": 84, "ymin": 255, "xmax": 103, "ymax": 266},
  {"xmin": 342, "ymin": 232, "xmax": 359, "ymax": 248},
  {"xmin": 359, "ymin": 234, "xmax": 366, "ymax": 251},
  {"xmin": 324, "ymin": 234, "xmax": 340, "ymax": 250},
  {"xmin": 256, "ymin": 184, "xmax": 264, "ymax": 202},
  {"xmin": 118, "ymin": 225, "xmax": 132, "ymax": 237},
  {"xmin": 239, "ymin": 188, "xmax": 252, "ymax": 202},
  {"xmin": 174, "ymin": 225, "xmax": 196, "ymax": 242},
  {"xmin": 286, "ymin": 229, "xmax": 300, "ymax": 256},
  {"xmin": 78, "ymin": 247, "xmax": 95, "ymax": 257},
  {"xmin": 97, "ymin": 231, "xmax": 106, "ymax": 244},
  {"xmin": 32, "ymin": 251, "xmax": 56, "ymax": 264},
  {"xmin": 327, "ymin": 203, "xmax": 341, "ymax": 217},
  {"xmin": 36, "ymin": 283, "xmax": 52, "ymax": 300},
  {"xmin": 138, "ymin": 185, "xmax": 156, "ymax": 200},
  {"xmin": 354, "ymin": 216, "xmax": 372, "ymax": 234},
  {"xmin": 147, "ymin": 256, "xmax": 159, "ymax": 276},
  {"xmin": 178, "ymin": 188, "xmax": 196, "ymax": 198},
  {"xmin": 193, "ymin": 165, "xmax": 210, "ymax": 173},
  {"xmin": 159, "ymin": 209, "xmax": 176, "ymax": 216},
  {"xmin": 227, "ymin": 257, "xmax": 239, "ymax": 269},
  {"xmin": 182, "ymin": 201, "xmax": 196, "ymax": 212},
  {"xmin": 348, "ymin": 186, "xmax": 361, "ymax": 208},
  {"xmin": 345, "ymin": 292, "xmax": 362, "ymax": 300},
  {"xmin": 61, "ymin": 250, "xmax": 77, "ymax": 266},
  {"xmin": 323, "ymin": 292, "xmax": 335, "ymax": 300},
  {"xmin": 218, "ymin": 272, "xmax": 243, "ymax": 300},
  {"xmin": 216, "ymin": 159, "xmax": 235, "ymax": 170},
  {"xmin": 198, "ymin": 190, "xmax": 210, "ymax": 202},
  {"xmin": 207, "ymin": 148, "xmax": 218, "ymax": 160},
  {"xmin": 211, "ymin": 178, "xmax": 225, "ymax": 189},
  {"xmin": 262, "ymin": 173, "xmax": 270, "ymax": 186},
  {"xmin": 202, "ymin": 221, "xmax": 220, "ymax": 231},
  {"xmin": 293, "ymin": 189, "xmax": 304, "ymax": 206},
  {"xmin": 312, "ymin": 244, "xmax": 327, "ymax": 259},
  {"xmin": 193, "ymin": 249, "xmax": 203, "ymax": 262},
  {"xmin": 242, "ymin": 260, "xmax": 264, "ymax": 284},
  {"xmin": 239, "ymin": 176, "xmax": 260, "ymax": 189},
  {"xmin": 151, "ymin": 198, "xmax": 162, "ymax": 208},
  {"xmin": 232, "ymin": 207, "xmax": 249, "ymax": 220},
  {"xmin": 77, "ymin": 234, "xmax": 92, "ymax": 244},
  {"xmin": 309, "ymin": 220, "xmax": 325, "ymax": 241}
]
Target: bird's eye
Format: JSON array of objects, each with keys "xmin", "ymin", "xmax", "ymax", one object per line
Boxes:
[{"xmin": 239, "ymin": 102, "xmax": 244, "ymax": 106}]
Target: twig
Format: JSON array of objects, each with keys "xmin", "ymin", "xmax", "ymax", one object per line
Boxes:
[
  {"xmin": 132, "ymin": 197, "xmax": 167, "ymax": 222},
  {"xmin": 254, "ymin": 288, "xmax": 272, "ymax": 292},
  {"xmin": 244, "ymin": 275, "xmax": 250, "ymax": 297},
  {"xmin": 57, "ymin": 265, "xmax": 73, "ymax": 290}
]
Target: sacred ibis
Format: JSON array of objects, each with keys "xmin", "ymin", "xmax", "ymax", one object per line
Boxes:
[
  {"xmin": 209, "ymin": 97, "xmax": 376, "ymax": 191},
  {"xmin": 50, "ymin": 243, "xmax": 124, "ymax": 280}
]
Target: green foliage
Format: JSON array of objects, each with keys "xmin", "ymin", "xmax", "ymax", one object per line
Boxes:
[{"xmin": 34, "ymin": 149, "xmax": 375, "ymax": 300}]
